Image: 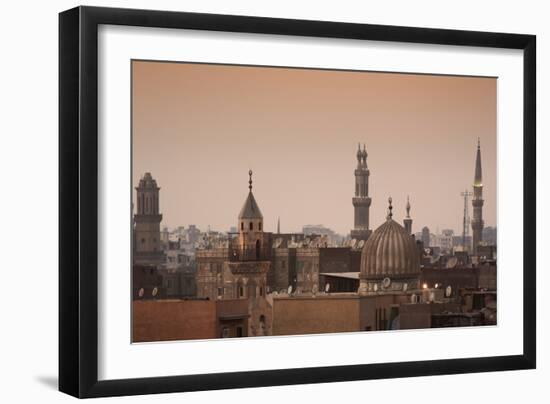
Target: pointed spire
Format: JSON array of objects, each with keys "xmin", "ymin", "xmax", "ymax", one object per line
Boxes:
[
  {"xmin": 406, "ymin": 195, "xmax": 411, "ymax": 218},
  {"xmin": 387, "ymin": 196, "xmax": 393, "ymax": 220},
  {"xmin": 248, "ymin": 169, "xmax": 253, "ymax": 192},
  {"xmin": 474, "ymin": 139, "xmax": 482, "ymax": 187},
  {"xmin": 356, "ymin": 143, "xmax": 362, "ymax": 164}
]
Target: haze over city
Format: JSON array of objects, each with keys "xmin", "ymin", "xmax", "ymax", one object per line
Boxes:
[{"xmin": 132, "ymin": 61, "xmax": 496, "ymax": 235}]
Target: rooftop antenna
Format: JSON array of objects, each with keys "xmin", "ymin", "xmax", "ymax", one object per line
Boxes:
[{"xmin": 460, "ymin": 189, "xmax": 473, "ymax": 250}]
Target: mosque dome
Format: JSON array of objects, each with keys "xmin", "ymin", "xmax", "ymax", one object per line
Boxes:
[{"xmin": 360, "ymin": 200, "xmax": 420, "ymax": 280}]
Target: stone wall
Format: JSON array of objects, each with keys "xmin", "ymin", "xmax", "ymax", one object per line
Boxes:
[{"xmin": 133, "ymin": 299, "xmax": 216, "ymax": 342}]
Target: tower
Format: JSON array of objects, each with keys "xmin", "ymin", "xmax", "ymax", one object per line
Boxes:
[
  {"xmin": 460, "ymin": 189, "xmax": 473, "ymax": 250},
  {"xmin": 134, "ymin": 172, "xmax": 164, "ymax": 266},
  {"xmin": 230, "ymin": 170, "xmax": 272, "ymax": 336},
  {"xmin": 403, "ymin": 196, "xmax": 412, "ymax": 235},
  {"xmin": 471, "ymin": 139, "xmax": 484, "ymax": 255},
  {"xmin": 421, "ymin": 226, "xmax": 430, "ymax": 248},
  {"xmin": 277, "ymin": 217, "xmax": 280, "ymax": 234},
  {"xmin": 236, "ymin": 170, "xmax": 266, "ymax": 260},
  {"xmin": 350, "ymin": 144, "xmax": 372, "ymax": 240}
]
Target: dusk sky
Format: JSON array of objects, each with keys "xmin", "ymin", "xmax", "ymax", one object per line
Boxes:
[{"xmin": 132, "ymin": 60, "xmax": 496, "ymax": 236}]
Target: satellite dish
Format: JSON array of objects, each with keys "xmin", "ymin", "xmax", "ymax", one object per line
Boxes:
[
  {"xmin": 357, "ymin": 240, "xmax": 365, "ymax": 249},
  {"xmin": 445, "ymin": 285, "xmax": 452, "ymax": 297},
  {"xmin": 373, "ymin": 284, "xmax": 378, "ymax": 292},
  {"xmin": 446, "ymin": 256, "xmax": 458, "ymax": 269},
  {"xmin": 411, "ymin": 293, "xmax": 417, "ymax": 303},
  {"xmin": 382, "ymin": 277, "xmax": 391, "ymax": 289},
  {"xmin": 402, "ymin": 283, "xmax": 408, "ymax": 292},
  {"xmin": 312, "ymin": 284, "xmax": 318, "ymax": 294},
  {"xmin": 287, "ymin": 285, "xmax": 293, "ymax": 294},
  {"xmin": 325, "ymin": 283, "xmax": 330, "ymax": 293},
  {"xmin": 138, "ymin": 288, "xmax": 144, "ymax": 298},
  {"xmin": 350, "ymin": 239, "xmax": 357, "ymax": 248},
  {"xmin": 152, "ymin": 287, "xmax": 158, "ymax": 297}
]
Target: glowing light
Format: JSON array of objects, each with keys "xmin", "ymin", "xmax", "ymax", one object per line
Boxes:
[{"xmin": 422, "ymin": 283, "xmax": 428, "ymax": 289}]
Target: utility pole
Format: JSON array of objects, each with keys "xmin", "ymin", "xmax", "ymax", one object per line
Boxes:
[{"xmin": 460, "ymin": 189, "xmax": 473, "ymax": 250}]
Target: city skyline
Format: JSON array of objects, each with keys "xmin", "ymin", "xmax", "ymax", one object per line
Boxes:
[{"xmin": 132, "ymin": 61, "xmax": 496, "ymax": 235}]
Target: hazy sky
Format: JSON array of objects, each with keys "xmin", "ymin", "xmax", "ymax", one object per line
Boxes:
[{"xmin": 132, "ymin": 61, "xmax": 496, "ymax": 235}]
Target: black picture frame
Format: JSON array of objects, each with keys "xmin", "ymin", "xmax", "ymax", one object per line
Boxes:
[{"xmin": 59, "ymin": 5, "xmax": 536, "ymax": 399}]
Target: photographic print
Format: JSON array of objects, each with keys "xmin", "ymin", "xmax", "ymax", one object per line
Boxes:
[{"xmin": 131, "ymin": 60, "xmax": 497, "ymax": 343}]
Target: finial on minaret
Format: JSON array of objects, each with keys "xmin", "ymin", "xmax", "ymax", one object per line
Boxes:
[
  {"xmin": 406, "ymin": 195, "xmax": 411, "ymax": 218},
  {"xmin": 477, "ymin": 137, "xmax": 480, "ymax": 149},
  {"xmin": 248, "ymin": 169, "xmax": 253, "ymax": 192},
  {"xmin": 474, "ymin": 139, "xmax": 482, "ymax": 187},
  {"xmin": 387, "ymin": 196, "xmax": 393, "ymax": 220}
]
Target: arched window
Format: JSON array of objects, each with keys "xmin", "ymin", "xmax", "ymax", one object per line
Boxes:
[
  {"xmin": 259, "ymin": 222, "xmax": 262, "ymax": 231},
  {"xmin": 241, "ymin": 222, "xmax": 244, "ymax": 231},
  {"xmin": 249, "ymin": 222, "xmax": 253, "ymax": 231},
  {"xmin": 255, "ymin": 239, "xmax": 261, "ymax": 260}
]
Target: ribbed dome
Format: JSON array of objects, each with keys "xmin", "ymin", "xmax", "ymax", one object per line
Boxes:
[{"xmin": 360, "ymin": 218, "xmax": 420, "ymax": 279}]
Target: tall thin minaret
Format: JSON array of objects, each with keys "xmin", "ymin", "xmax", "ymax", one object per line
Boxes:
[
  {"xmin": 277, "ymin": 217, "xmax": 280, "ymax": 234},
  {"xmin": 403, "ymin": 196, "xmax": 412, "ymax": 235},
  {"xmin": 350, "ymin": 143, "xmax": 372, "ymax": 241},
  {"xmin": 471, "ymin": 138, "xmax": 484, "ymax": 255}
]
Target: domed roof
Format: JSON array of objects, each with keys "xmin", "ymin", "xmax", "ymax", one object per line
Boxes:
[{"xmin": 360, "ymin": 217, "xmax": 420, "ymax": 279}]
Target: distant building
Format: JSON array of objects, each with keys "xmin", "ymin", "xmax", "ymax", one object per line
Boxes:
[
  {"xmin": 421, "ymin": 226, "xmax": 430, "ymax": 248},
  {"xmin": 434, "ymin": 229, "xmax": 454, "ymax": 251},
  {"xmin": 483, "ymin": 226, "xmax": 497, "ymax": 246},
  {"xmin": 186, "ymin": 224, "xmax": 200, "ymax": 244}
]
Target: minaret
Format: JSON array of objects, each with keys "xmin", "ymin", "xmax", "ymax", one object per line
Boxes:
[
  {"xmin": 350, "ymin": 143, "xmax": 372, "ymax": 240},
  {"xmin": 403, "ymin": 196, "xmax": 412, "ymax": 235},
  {"xmin": 471, "ymin": 138, "xmax": 484, "ymax": 255},
  {"xmin": 230, "ymin": 171, "xmax": 271, "ymax": 336},
  {"xmin": 134, "ymin": 172, "xmax": 164, "ymax": 266},
  {"xmin": 277, "ymin": 217, "xmax": 280, "ymax": 234},
  {"xmin": 237, "ymin": 170, "xmax": 265, "ymax": 260}
]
